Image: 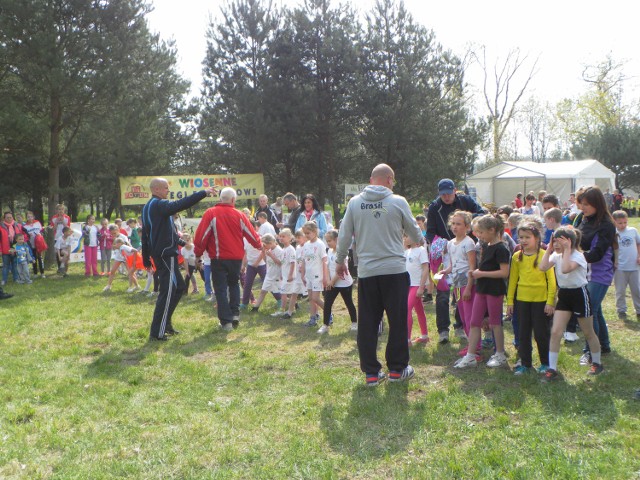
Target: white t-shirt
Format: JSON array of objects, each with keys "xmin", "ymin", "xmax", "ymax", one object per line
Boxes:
[
  {"xmin": 327, "ymin": 248, "xmax": 353, "ymax": 288},
  {"xmin": 549, "ymin": 250, "xmax": 588, "ymax": 288},
  {"xmin": 302, "ymin": 239, "xmax": 327, "ymax": 280},
  {"xmin": 112, "ymin": 244, "xmax": 137, "ymax": 263},
  {"xmin": 258, "ymin": 221, "xmax": 276, "ymax": 237},
  {"xmin": 244, "ymin": 238, "xmax": 265, "ymax": 266},
  {"xmin": 182, "ymin": 245, "xmax": 197, "ymax": 267},
  {"xmin": 447, "ymin": 236, "xmax": 475, "ymax": 287},
  {"xmin": 23, "ymin": 221, "xmax": 43, "ymax": 248},
  {"xmin": 280, "ymin": 245, "xmax": 296, "ymax": 282},
  {"xmin": 616, "ymin": 227, "xmax": 640, "ymax": 271},
  {"xmin": 405, "ymin": 246, "xmax": 428, "ymax": 287},
  {"xmin": 265, "ymin": 245, "xmax": 283, "ymax": 281},
  {"xmin": 86, "ymin": 224, "xmax": 99, "ymax": 247},
  {"xmin": 202, "ymin": 250, "xmax": 211, "ymax": 266},
  {"xmin": 55, "ymin": 235, "xmax": 75, "ymax": 251}
]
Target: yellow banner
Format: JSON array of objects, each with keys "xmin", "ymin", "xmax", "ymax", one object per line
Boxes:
[{"xmin": 119, "ymin": 174, "xmax": 265, "ymax": 206}]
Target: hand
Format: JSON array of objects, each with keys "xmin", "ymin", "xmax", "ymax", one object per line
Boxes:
[
  {"xmin": 336, "ymin": 263, "xmax": 347, "ymax": 276},
  {"xmin": 416, "ymin": 287, "xmax": 424, "ymax": 298},
  {"xmin": 544, "ymin": 304, "xmax": 555, "ymax": 316},
  {"xmin": 470, "ymin": 269, "xmax": 483, "ymax": 279},
  {"xmin": 204, "ymin": 186, "xmax": 218, "ymax": 197},
  {"xmin": 462, "ymin": 287, "xmax": 471, "ymax": 302},
  {"xmin": 506, "ymin": 305, "xmax": 513, "ymax": 316}
]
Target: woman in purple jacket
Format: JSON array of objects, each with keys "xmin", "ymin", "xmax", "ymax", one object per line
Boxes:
[{"xmin": 576, "ymin": 186, "xmax": 616, "ymax": 362}]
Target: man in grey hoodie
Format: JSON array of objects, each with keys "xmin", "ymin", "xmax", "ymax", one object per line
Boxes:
[{"xmin": 336, "ymin": 164, "xmax": 423, "ymax": 386}]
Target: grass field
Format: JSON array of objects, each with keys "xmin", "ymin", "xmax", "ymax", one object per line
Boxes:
[{"xmin": 1, "ymin": 227, "xmax": 640, "ymax": 479}]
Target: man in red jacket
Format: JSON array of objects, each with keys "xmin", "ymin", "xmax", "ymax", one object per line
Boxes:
[{"xmin": 194, "ymin": 187, "xmax": 262, "ymax": 331}]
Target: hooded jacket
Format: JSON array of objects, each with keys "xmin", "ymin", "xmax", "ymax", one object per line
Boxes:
[
  {"xmin": 336, "ymin": 185, "xmax": 422, "ymax": 278},
  {"xmin": 425, "ymin": 194, "xmax": 484, "ymax": 243}
]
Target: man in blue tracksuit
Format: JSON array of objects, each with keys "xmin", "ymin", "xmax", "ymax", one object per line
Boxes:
[{"xmin": 141, "ymin": 178, "xmax": 216, "ymax": 341}]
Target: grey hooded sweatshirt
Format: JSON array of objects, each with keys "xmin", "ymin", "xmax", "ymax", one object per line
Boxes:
[{"xmin": 336, "ymin": 185, "xmax": 422, "ymax": 279}]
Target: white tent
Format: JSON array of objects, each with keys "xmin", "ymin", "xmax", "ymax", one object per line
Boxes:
[{"xmin": 467, "ymin": 160, "xmax": 616, "ymax": 207}]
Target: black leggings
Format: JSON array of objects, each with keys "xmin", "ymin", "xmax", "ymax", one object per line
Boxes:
[
  {"xmin": 32, "ymin": 252, "xmax": 44, "ymax": 275},
  {"xmin": 323, "ymin": 285, "xmax": 357, "ymax": 326}
]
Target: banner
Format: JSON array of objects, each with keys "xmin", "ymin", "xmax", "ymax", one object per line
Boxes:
[
  {"xmin": 119, "ymin": 174, "xmax": 265, "ymax": 206},
  {"xmin": 344, "ymin": 183, "xmax": 368, "ymax": 203}
]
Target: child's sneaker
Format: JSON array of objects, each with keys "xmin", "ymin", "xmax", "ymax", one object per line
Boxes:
[
  {"xmin": 317, "ymin": 324, "xmax": 329, "ymax": 334},
  {"xmin": 454, "ymin": 328, "xmax": 467, "ymax": 339},
  {"xmin": 388, "ymin": 365, "xmax": 415, "ymax": 383},
  {"xmin": 579, "ymin": 352, "xmax": 592, "ymax": 366},
  {"xmin": 271, "ymin": 311, "xmax": 285, "ymax": 317},
  {"xmin": 513, "ymin": 365, "xmax": 531, "ymax": 376},
  {"xmin": 126, "ymin": 286, "xmax": 139, "ymax": 293},
  {"xmin": 564, "ymin": 331, "xmax": 579, "ymax": 343},
  {"xmin": 282, "ymin": 312, "xmax": 293, "ymax": 320},
  {"xmin": 458, "ymin": 346, "xmax": 468, "ymax": 357},
  {"xmin": 454, "ymin": 356, "xmax": 477, "ymax": 369},
  {"xmin": 541, "ymin": 369, "xmax": 559, "ymax": 382},
  {"xmin": 102, "ymin": 285, "xmax": 111, "ymax": 292},
  {"xmin": 412, "ymin": 336, "xmax": 429, "ymax": 344},
  {"xmin": 438, "ymin": 330, "xmax": 449, "ymax": 344},
  {"xmin": 303, "ymin": 317, "xmax": 317, "ymax": 327},
  {"xmin": 486, "ymin": 352, "xmax": 507, "ymax": 368},
  {"xmin": 251, "ymin": 306, "xmax": 260, "ymax": 312},
  {"xmin": 536, "ymin": 364, "xmax": 550, "ymax": 374},
  {"xmin": 423, "ymin": 293, "xmax": 433, "ymax": 304},
  {"xmin": 587, "ymin": 363, "xmax": 604, "ymax": 376},
  {"xmin": 366, "ymin": 372, "xmax": 386, "ymax": 387},
  {"xmin": 350, "ymin": 322, "xmax": 358, "ymax": 332}
]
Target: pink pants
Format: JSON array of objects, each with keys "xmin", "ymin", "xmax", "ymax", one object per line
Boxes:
[
  {"xmin": 84, "ymin": 245, "xmax": 99, "ymax": 276},
  {"xmin": 455, "ymin": 284, "xmax": 476, "ymax": 336},
  {"xmin": 470, "ymin": 292, "xmax": 504, "ymax": 328},
  {"xmin": 407, "ymin": 286, "xmax": 428, "ymax": 338}
]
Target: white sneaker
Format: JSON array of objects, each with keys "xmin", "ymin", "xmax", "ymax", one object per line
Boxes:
[
  {"xmin": 350, "ymin": 322, "xmax": 358, "ymax": 332},
  {"xmin": 487, "ymin": 352, "xmax": 508, "ymax": 368},
  {"xmin": 271, "ymin": 311, "xmax": 285, "ymax": 317},
  {"xmin": 564, "ymin": 332, "xmax": 579, "ymax": 342},
  {"xmin": 103, "ymin": 285, "xmax": 111, "ymax": 292},
  {"xmin": 454, "ymin": 328, "xmax": 467, "ymax": 340},
  {"xmin": 317, "ymin": 324, "xmax": 329, "ymax": 334},
  {"xmin": 220, "ymin": 323, "xmax": 233, "ymax": 332},
  {"xmin": 126, "ymin": 286, "xmax": 139, "ymax": 293},
  {"xmin": 40, "ymin": 274, "xmax": 46, "ymax": 279},
  {"xmin": 454, "ymin": 355, "xmax": 477, "ymax": 368},
  {"xmin": 438, "ymin": 330, "xmax": 450, "ymax": 344}
]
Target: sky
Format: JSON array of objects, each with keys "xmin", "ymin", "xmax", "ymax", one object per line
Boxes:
[{"xmin": 146, "ymin": 0, "xmax": 640, "ymax": 110}]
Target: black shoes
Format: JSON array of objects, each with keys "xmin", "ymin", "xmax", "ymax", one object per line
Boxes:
[
  {"xmin": 149, "ymin": 335, "xmax": 168, "ymax": 342},
  {"xmin": 0, "ymin": 292, "xmax": 14, "ymax": 300},
  {"xmin": 165, "ymin": 328, "xmax": 180, "ymax": 336}
]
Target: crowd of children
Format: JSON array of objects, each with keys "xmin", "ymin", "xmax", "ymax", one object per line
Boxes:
[{"xmin": 2, "ymin": 186, "xmax": 639, "ymax": 392}]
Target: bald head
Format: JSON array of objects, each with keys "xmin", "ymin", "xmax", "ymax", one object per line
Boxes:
[
  {"xmin": 150, "ymin": 178, "xmax": 169, "ymax": 199},
  {"xmin": 370, "ymin": 164, "xmax": 395, "ymax": 188}
]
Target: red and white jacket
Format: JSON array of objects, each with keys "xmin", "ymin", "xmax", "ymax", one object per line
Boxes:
[{"xmin": 194, "ymin": 203, "xmax": 261, "ymax": 260}]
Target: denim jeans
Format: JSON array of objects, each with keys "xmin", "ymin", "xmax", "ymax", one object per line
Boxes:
[
  {"xmin": 2, "ymin": 254, "xmax": 17, "ymax": 283},
  {"xmin": 203, "ymin": 264, "xmax": 212, "ymax": 296},
  {"xmin": 211, "ymin": 259, "xmax": 242, "ymax": 324},
  {"xmin": 584, "ymin": 281, "xmax": 610, "ymax": 352}
]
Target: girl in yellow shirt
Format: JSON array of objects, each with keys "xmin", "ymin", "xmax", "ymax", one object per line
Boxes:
[{"xmin": 506, "ymin": 222, "xmax": 557, "ymax": 375}]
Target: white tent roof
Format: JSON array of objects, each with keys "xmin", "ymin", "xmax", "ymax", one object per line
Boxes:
[{"xmin": 469, "ymin": 160, "xmax": 615, "ymax": 181}]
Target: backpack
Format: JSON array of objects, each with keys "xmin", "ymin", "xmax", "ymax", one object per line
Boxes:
[{"xmin": 34, "ymin": 233, "xmax": 48, "ymax": 254}]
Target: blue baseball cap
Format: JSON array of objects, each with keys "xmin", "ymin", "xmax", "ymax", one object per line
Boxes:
[{"xmin": 438, "ymin": 178, "xmax": 455, "ymax": 195}]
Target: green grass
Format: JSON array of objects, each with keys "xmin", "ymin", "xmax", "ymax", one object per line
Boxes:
[{"xmin": 2, "ymin": 225, "xmax": 640, "ymax": 479}]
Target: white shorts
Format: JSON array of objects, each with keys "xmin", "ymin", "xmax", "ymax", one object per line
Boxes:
[
  {"xmin": 280, "ymin": 279, "xmax": 297, "ymax": 295},
  {"xmin": 293, "ymin": 279, "xmax": 307, "ymax": 295},
  {"xmin": 262, "ymin": 277, "xmax": 281, "ymax": 294},
  {"xmin": 305, "ymin": 274, "xmax": 324, "ymax": 292}
]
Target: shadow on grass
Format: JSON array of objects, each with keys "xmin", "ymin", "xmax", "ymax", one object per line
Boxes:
[
  {"xmin": 448, "ymin": 349, "xmax": 640, "ymax": 431},
  {"xmin": 320, "ymin": 382, "xmax": 421, "ymax": 459}
]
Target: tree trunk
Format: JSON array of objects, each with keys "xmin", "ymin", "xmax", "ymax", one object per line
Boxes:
[{"xmin": 48, "ymin": 94, "xmax": 63, "ymax": 222}]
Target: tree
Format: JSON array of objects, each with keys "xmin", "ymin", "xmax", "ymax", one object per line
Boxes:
[
  {"xmin": 573, "ymin": 123, "xmax": 640, "ymax": 192},
  {"xmin": 357, "ymin": 0, "xmax": 484, "ymax": 200},
  {"xmin": 0, "ymin": 0, "xmax": 187, "ymax": 220},
  {"xmin": 474, "ymin": 46, "xmax": 537, "ymax": 162},
  {"xmin": 518, "ymin": 97, "xmax": 556, "ymax": 162}
]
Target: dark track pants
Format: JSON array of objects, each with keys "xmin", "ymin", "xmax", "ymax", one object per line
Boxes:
[
  {"xmin": 357, "ymin": 272, "xmax": 410, "ymax": 375},
  {"xmin": 150, "ymin": 255, "xmax": 186, "ymax": 338}
]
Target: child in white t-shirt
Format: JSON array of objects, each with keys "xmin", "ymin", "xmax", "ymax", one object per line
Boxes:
[
  {"xmin": 181, "ymin": 233, "xmax": 199, "ymax": 294},
  {"xmin": 612, "ymin": 210, "xmax": 640, "ymax": 319},
  {"xmin": 272, "ymin": 229, "xmax": 298, "ymax": 319},
  {"xmin": 252, "ymin": 234, "xmax": 283, "ymax": 311},
  {"xmin": 404, "ymin": 234, "xmax": 429, "ymax": 345},
  {"xmin": 55, "ymin": 227, "xmax": 76, "ymax": 276},
  {"xmin": 539, "ymin": 227, "xmax": 603, "ymax": 381},
  {"xmin": 317, "ymin": 230, "xmax": 357, "ymax": 334},
  {"xmin": 103, "ymin": 237, "xmax": 140, "ymax": 292},
  {"xmin": 300, "ymin": 221, "xmax": 328, "ymax": 327}
]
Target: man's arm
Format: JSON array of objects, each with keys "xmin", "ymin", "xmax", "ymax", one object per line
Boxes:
[
  {"xmin": 425, "ymin": 203, "xmax": 438, "ymax": 243},
  {"xmin": 336, "ymin": 202, "xmax": 354, "ymax": 265},
  {"xmin": 156, "ymin": 188, "xmax": 215, "ymax": 218}
]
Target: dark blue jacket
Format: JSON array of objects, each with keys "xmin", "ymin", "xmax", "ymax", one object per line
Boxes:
[
  {"xmin": 141, "ymin": 191, "xmax": 207, "ymax": 265},
  {"xmin": 426, "ymin": 194, "xmax": 485, "ymax": 243}
]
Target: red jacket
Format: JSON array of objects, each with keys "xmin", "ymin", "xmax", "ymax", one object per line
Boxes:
[
  {"xmin": 194, "ymin": 203, "xmax": 261, "ymax": 260},
  {"xmin": 0, "ymin": 221, "xmax": 26, "ymax": 254}
]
